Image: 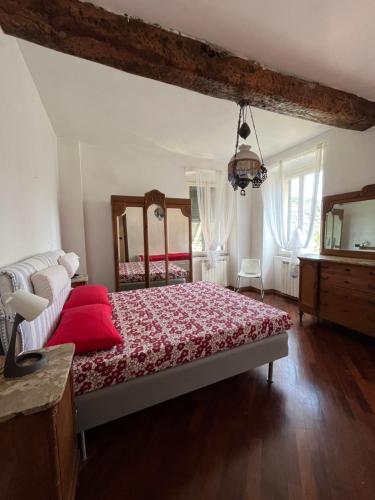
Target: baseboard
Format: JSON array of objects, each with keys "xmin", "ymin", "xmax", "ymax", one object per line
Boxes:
[{"xmin": 233, "ymin": 285, "xmax": 298, "ymax": 302}]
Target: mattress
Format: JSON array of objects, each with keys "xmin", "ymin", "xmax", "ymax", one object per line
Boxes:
[
  {"xmin": 119, "ymin": 261, "xmax": 187, "ymax": 282},
  {"xmin": 72, "ymin": 282, "xmax": 291, "ymax": 396}
]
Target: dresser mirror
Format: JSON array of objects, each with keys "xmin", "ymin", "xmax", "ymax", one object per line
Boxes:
[
  {"xmin": 322, "ymin": 184, "xmax": 375, "ymax": 258},
  {"xmin": 111, "ymin": 191, "xmax": 193, "ymax": 291}
]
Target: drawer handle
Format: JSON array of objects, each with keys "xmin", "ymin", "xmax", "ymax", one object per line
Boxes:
[
  {"xmin": 345, "ymin": 268, "xmax": 351, "ymax": 272},
  {"xmin": 343, "ymin": 308, "xmax": 349, "ymax": 313}
]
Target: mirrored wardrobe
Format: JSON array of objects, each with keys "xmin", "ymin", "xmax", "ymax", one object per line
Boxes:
[{"xmin": 111, "ymin": 190, "xmax": 192, "ymax": 291}]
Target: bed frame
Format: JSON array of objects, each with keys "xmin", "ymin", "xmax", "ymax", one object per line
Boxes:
[
  {"xmin": 76, "ymin": 331, "xmax": 288, "ymax": 459},
  {"xmin": 0, "ymin": 250, "xmax": 289, "ymax": 461}
]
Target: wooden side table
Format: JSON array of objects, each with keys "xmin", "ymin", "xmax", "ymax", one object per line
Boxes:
[
  {"xmin": 0, "ymin": 344, "xmax": 79, "ymax": 500},
  {"xmin": 71, "ymin": 274, "xmax": 89, "ymax": 288}
]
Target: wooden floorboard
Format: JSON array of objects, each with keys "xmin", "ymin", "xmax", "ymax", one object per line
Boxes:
[{"xmin": 76, "ymin": 293, "xmax": 375, "ymax": 500}]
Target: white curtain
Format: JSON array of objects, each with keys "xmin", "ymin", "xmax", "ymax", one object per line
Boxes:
[
  {"xmin": 262, "ymin": 144, "xmax": 323, "ymax": 275},
  {"xmin": 194, "ymin": 170, "xmax": 235, "ymax": 268}
]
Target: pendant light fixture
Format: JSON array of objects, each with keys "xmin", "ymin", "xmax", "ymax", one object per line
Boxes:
[{"xmin": 228, "ymin": 100, "xmax": 267, "ymax": 195}]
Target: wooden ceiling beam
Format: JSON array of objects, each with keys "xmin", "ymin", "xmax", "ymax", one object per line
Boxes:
[{"xmin": 1, "ymin": 0, "xmax": 375, "ymax": 130}]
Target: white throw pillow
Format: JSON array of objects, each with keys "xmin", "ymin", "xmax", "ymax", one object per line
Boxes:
[
  {"xmin": 59, "ymin": 252, "xmax": 79, "ymax": 278},
  {"xmin": 31, "ymin": 265, "xmax": 70, "ymax": 305}
]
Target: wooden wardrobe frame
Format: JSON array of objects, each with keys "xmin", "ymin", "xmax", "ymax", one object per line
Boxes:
[{"xmin": 111, "ymin": 190, "xmax": 193, "ymax": 291}]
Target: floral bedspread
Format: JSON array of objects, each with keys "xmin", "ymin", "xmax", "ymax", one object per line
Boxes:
[
  {"xmin": 119, "ymin": 261, "xmax": 187, "ymax": 282},
  {"xmin": 72, "ymin": 281, "xmax": 291, "ymax": 395}
]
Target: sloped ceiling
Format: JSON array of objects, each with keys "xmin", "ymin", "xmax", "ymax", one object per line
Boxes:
[{"xmin": 19, "ymin": 39, "xmax": 329, "ymax": 164}]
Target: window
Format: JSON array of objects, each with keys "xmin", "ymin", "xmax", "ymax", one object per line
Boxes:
[
  {"xmin": 284, "ymin": 153, "xmax": 323, "ymax": 253},
  {"xmin": 189, "ymin": 185, "xmax": 205, "ymax": 252},
  {"xmin": 188, "ymin": 183, "xmax": 223, "ymax": 253},
  {"xmin": 186, "ymin": 167, "xmax": 234, "ymax": 256}
]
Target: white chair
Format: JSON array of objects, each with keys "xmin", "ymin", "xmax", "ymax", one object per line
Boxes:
[{"xmin": 236, "ymin": 259, "xmax": 264, "ymax": 300}]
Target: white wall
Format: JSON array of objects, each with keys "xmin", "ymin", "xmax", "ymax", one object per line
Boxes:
[
  {"xmin": 227, "ymin": 190, "xmax": 255, "ymax": 288},
  {"xmin": 0, "ymin": 33, "xmax": 60, "ymax": 267},
  {"xmin": 78, "ymin": 141, "xmax": 204, "ymax": 289},
  {"xmin": 324, "ymin": 127, "xmax": 375, "ymax": 196},
  {"xmin": 57, "ymin": 138, "xmax": 87, "ymax": 272},
  {"xmin": 259, "ymin": 126, "xmax": 375, "ymax": 290},
  {"xmin": 58, "ymin": 124, "xmax": 375, "ymax": 292},
  {"xmin": 57, "ymin": 140, "xmax": 243, "ymax": 291},
  {"xmin": 266, "ymin": 126, "xmax": 375, "ymax": 197}
]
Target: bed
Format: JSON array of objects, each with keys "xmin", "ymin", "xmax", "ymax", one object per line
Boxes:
[
  {"xmin": 119, "ymin": 260, "xmax": 187, "ymax": 290},
  {"xmin": 0, "ymin": 250, "xmax": 290, "ymax": 459}
]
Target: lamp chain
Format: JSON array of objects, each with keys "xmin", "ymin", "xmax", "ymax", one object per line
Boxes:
[
  {"xmin": 249, "ymin": 106, "xmax": 264, "ymax": 166},
  {"xmin": 233, "ymin": 105, "xmax": 243, "ymax": 159}
]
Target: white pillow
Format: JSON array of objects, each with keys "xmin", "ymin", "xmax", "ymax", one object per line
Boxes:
[
  {"xmin": 31, "ymin": 265, "xmax": 70, "ymax": 305},
  {"xmin": 59, "ymin": 252, "xmax": 79, "ymax": 278}
]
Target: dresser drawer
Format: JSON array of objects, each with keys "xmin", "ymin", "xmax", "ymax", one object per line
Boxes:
[
  {"xmin": 320, "ymin": 267, "xmax": 375, "ymax": 294},
  {"xmin": 320, "ymin": 285, "xmax": 375, "ymax": 309},
  {"xmin": 319, "ymin": 290, "xmax": 375, "ymax": 336},
  {"xmin": 320, "ymin": 261, "xmax": 375, "ymax": 278}
]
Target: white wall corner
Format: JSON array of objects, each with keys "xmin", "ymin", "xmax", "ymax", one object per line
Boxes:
[{"xmin": 57, "ymin": 138, "xmax": 87, "ymax": 273}]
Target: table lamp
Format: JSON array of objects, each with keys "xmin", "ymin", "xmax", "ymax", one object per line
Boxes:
[{"xmin": 3, "ymin": 290, "xmax": 49, "ymax": 378}]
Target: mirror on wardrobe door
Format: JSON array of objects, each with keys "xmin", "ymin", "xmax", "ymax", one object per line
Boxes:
[
  {"xmin": 117, "ymin": 206, "xmax": 146, "ymax": 291},
  {"xmin": 167, "ymin": 208, "xmax": 192, "ymax": 284},
  {"xmin": 146, "ymin": 203, "xmax": 168, "ymax": 287}
]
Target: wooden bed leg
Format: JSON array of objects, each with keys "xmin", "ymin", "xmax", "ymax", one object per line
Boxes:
[
  {"xmin": 267, "ymin": 362, "xmax": 273, "ymax": 384},
  {"xmin": 80, "ymin": 431, "xmax": 87, "ymax": 461}
]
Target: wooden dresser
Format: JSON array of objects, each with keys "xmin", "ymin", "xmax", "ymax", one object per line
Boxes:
[
  {"xmin": 0, "ymin": 344, "xmax": 79, "ymax": 500},
  {"xmin": 299, "ymin": 255, "xmax": 375, "ymax": 337}
]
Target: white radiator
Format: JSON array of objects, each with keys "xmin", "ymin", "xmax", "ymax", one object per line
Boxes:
[
  {"xmin": 201, "ymin": 258, "xmax": 228, "ymax": 286},
  {"xmin": 273, "ymin": 256, "xmax": 299, "ymax": 298}
]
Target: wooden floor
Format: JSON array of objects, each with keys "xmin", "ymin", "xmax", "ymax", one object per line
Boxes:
[{"xmin": 76, "ymin": 293, "xmax": 375, "ymax": 500}]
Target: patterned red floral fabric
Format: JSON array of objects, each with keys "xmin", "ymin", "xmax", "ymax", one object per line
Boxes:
[
  {"xmin": 119, "ymin": 261, "xmax": 187, "ymax": 282},
  {"xmin": 72, "ymin": 282, "xmax": 291, "ymax": 395}
]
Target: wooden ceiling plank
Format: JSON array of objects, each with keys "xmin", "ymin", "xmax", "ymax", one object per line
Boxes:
[{"xmin": 1, "ymin": 0, "xmax": 375, "ymax": 130}]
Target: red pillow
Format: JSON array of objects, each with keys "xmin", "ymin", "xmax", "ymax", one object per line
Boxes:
[
  {"xmin": 46, "ymin": 304, "xmax": 122, "ymax": 354},
  {"xmin": 64, "ymin": 285, "xmax": 110, "ymax": 310}
]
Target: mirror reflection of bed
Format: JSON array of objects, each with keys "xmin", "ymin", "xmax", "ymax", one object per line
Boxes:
[{"xmin": 113, "ymin": 191, "xmax": 192, "ymax": 291}]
